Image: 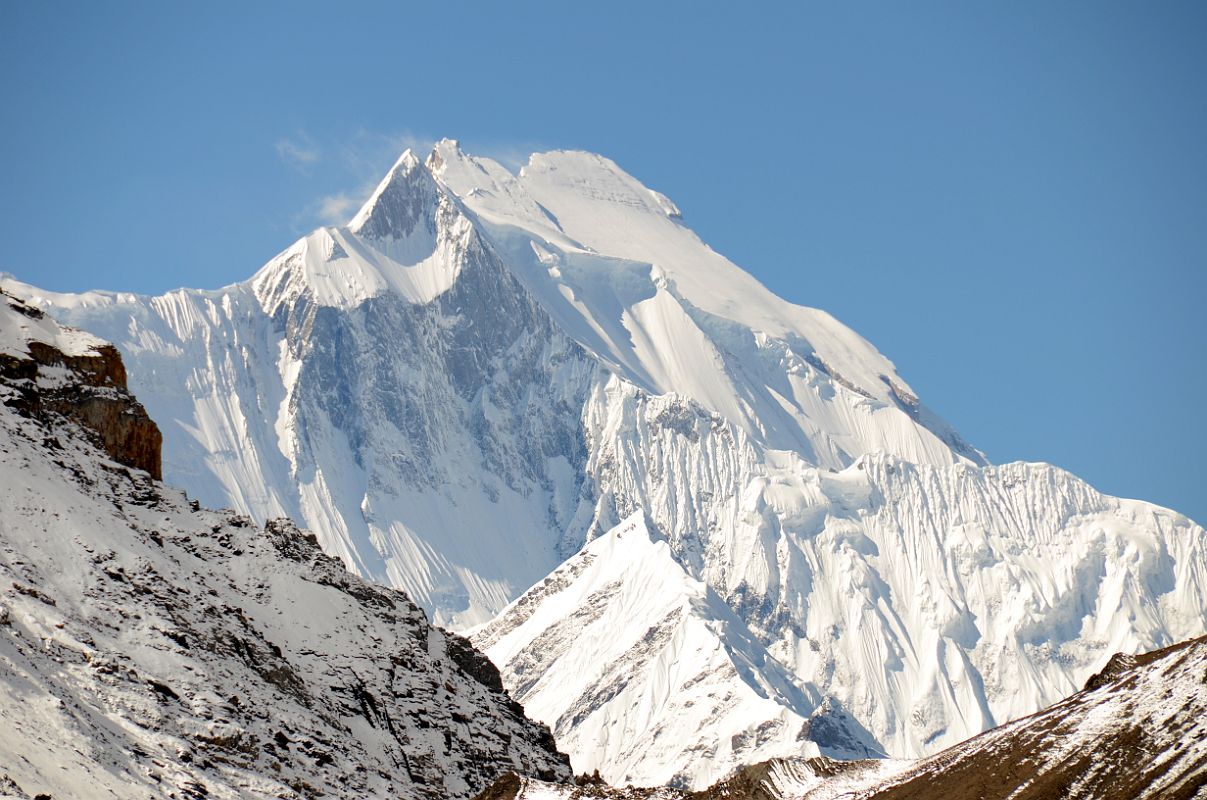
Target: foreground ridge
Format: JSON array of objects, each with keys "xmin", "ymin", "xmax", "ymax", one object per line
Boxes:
[
  {"xmin": 481, "ymin": 634, "xmax": 1207, "ymax": 799},
  {"xmin": 0, "ymin": 290, "xmax": 570, "ymax": 799}
]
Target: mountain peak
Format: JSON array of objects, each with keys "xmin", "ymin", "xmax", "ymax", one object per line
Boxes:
[
  {"xmin": 426, "ymin": 138, "xmax": 463, "ymax": 172},
  {"xmin": 348, "ymin": 147, "xmax": 437, "ymax": 239}
]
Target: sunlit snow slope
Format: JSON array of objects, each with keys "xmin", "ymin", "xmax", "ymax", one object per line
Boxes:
[
  {"xmin": 490, "ymin": 636, "xmax": 1207, "ymax": 799},
  {"xmin": 3, "ymin": 141, "xmax": 977, "ymax": 630},
  {"xmin": 5, "ymin": 140, "xmax": 1206, "ymax": 785},
  {"xmin": 475, "ymin": 454, "xmax": 1207, "ymax": 785},
  {"xmin": 0, "ymin": 291, "xmax": 571, "ymax": 799}
]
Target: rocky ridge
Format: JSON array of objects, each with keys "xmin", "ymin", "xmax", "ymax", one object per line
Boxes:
[{"xmin": 0, "ymin": 297, "xmax": 571, "ymax": 798}]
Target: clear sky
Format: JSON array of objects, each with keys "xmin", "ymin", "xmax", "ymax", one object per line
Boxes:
[{"xmin": 2, "ymin": 2, "xmax": 1204, "ymax": 524}]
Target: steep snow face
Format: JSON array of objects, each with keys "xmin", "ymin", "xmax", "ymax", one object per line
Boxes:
[
  {"xmin": 428, "ymin": 140, "xmax": 980, "ymax": 467},
  {"xmin": 0, "ymin": 301, "xmax": 571, "ymax": 800},
  {"xmin": 1, "ymin": 142, "xmax": 977, "ymax": 629},
  {"xmin": 471, "ymin": 514, "xmax": 880, "ymax": 788},
  {"xmin": 475, "ymin": 444, "xmax": 1207, "ymax": 787},
  {"xmin": 4, "ymin": 141, "xmax": 1206, "ymax": 783},
  {"xmin": 4, "ymin": 165, "xmax": 607, "ymax": 628}
]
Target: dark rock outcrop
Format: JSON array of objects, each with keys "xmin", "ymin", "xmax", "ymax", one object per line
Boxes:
[
  {"xmin": 1, "ymin": 290, "xmax": 161, "ymax": 478},
  {"xmin": 1083, "ymin": 651, "xmax": 1140, "ymax": 692}
]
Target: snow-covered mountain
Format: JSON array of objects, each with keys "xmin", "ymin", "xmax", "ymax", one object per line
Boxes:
[
  {"xmin": 0, "ymin": 290, "xmax": 571, "ymax": 799},
  {"xmin": 5, "ymin": 140, "xmax": 1205, "ymax": 786},
  {"xmin": 485, "ymin": 634, "xmax": 1207, "ymax": 799},
  {"xmin": 473, "ymin": 458, "xmax": 1206, "ymax": 786},
  {"xmin": 3, "ymin": 142, "xmax": 978, "ymax": 632},
  {"xmin": 472, "ymin": 513, "xmax": 882, "ymax": 788}
]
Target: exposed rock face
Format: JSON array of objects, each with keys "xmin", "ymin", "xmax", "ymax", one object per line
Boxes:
[
  {"xmin": 1082, "ymin": 651, "xmax": 1140, "ymax": 692},
  {"xmin": 0, "ymin": 298, "xmax": 571, "ymax": 799},
  {"xmin": 0, "ymin": 289, "xmax": 162, "ymax": 479}
]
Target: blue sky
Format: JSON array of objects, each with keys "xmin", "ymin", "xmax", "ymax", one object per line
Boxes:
[{"xmin": 2, "ymin": 2, "xmax": 1205, "ymax": 524}]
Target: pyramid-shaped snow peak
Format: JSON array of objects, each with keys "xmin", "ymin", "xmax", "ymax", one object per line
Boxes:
[
  {"xmin": 4, "ymin": 140, "xmax": 1205, "ymax": 787},
  {"xmin": 349, "ymin": 148, "xmax": 439, "ymax": 240}
]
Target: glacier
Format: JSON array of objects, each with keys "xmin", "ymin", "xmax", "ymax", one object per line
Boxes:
[{"xmin": 5, "ymin": 138, "xmax": 1205, "ymax": 787}]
